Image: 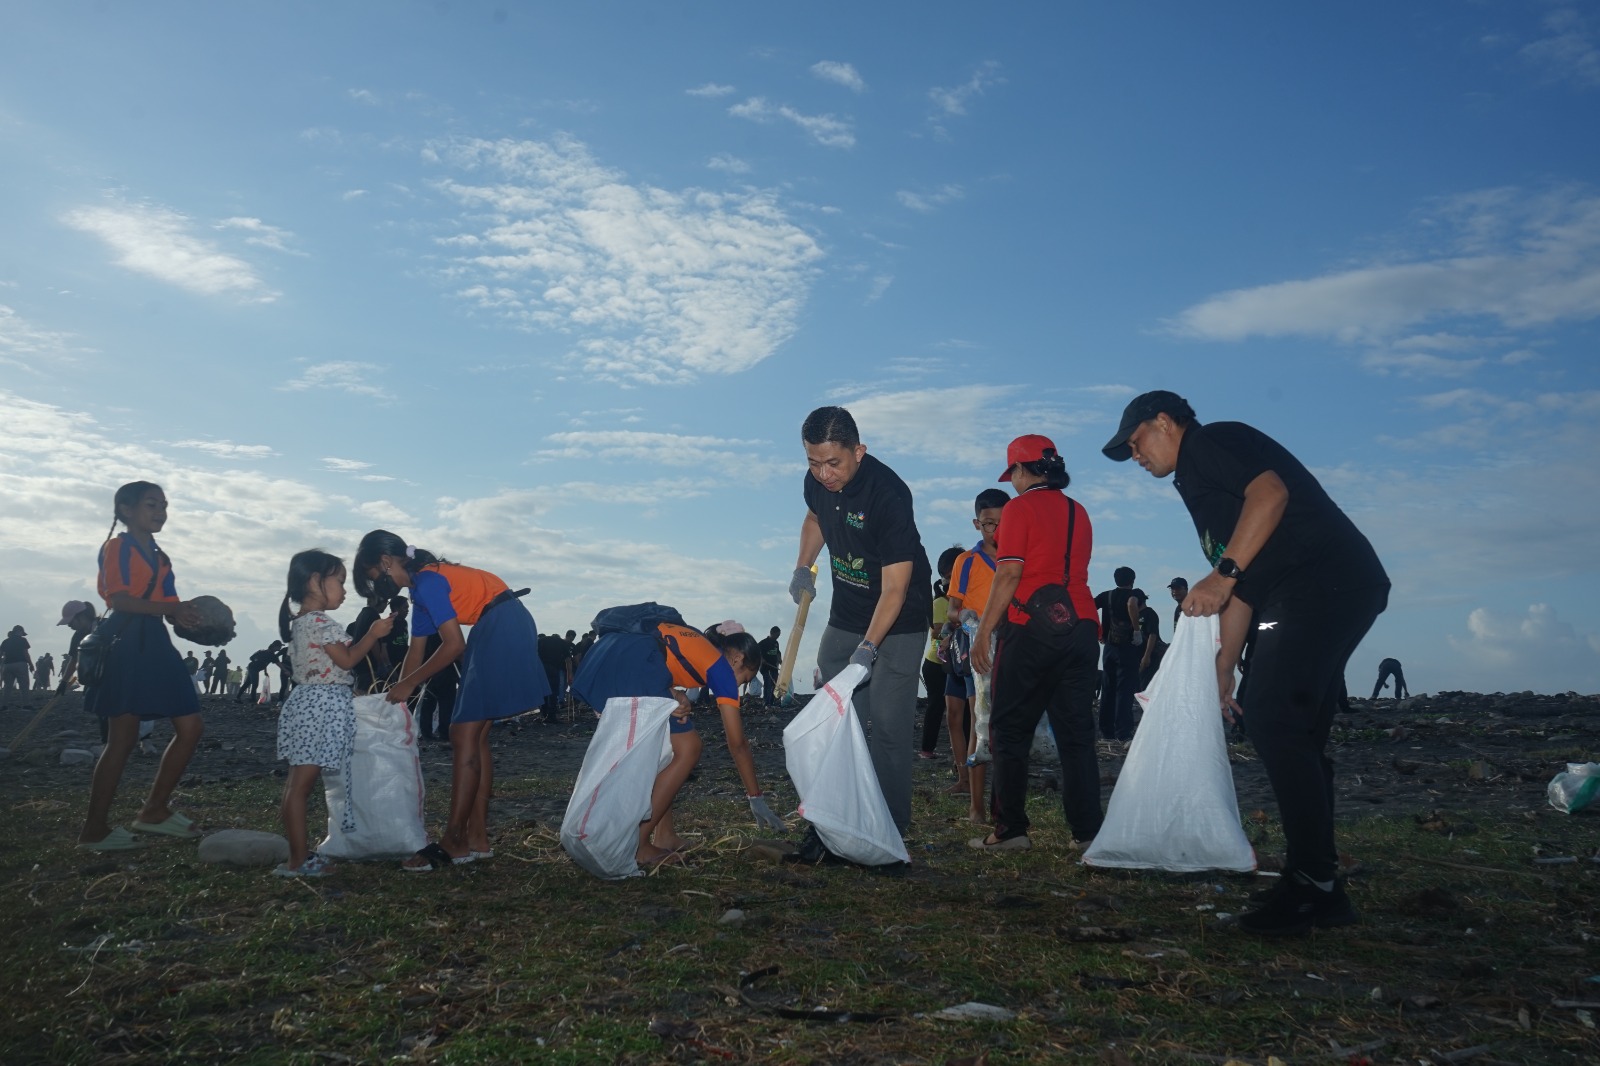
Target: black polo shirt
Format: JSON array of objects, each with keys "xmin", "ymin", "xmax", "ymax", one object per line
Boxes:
[
  {"xmin": 803, "ymin": 452, "xmax": 932, "ymax": 636},
  {"xmin": 1173, "ymin": 421, "xmax": 1388, "ymax": 608}
]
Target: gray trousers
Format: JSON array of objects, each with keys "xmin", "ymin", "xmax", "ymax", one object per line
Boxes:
[{"xmin": 817, "ymin": 625, "xmax": 924, "ymax": 832}]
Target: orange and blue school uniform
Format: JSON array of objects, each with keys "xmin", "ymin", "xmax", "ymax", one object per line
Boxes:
[
  {"xmin": 407, "ymin": 562, "xmax": 547, "ymax": 722},
  {"xmin": 85, "ymin": 534, "xmax": 199, "ymax": 720},
  {"xmin": 571, "ymin": 622, "xmax": 739, "ymax": 734},
  {"xmin": 949, "ymin": 545, "xmax": 998, "ymax": 621}
]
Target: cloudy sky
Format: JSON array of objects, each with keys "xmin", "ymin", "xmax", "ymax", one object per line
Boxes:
[{"xmin": 2, "ymin": 2, "xmax": 1597, "ymax": 695}]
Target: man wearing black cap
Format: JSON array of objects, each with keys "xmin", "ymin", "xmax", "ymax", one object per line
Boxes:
[
  {"xmin": 0, "ymin": 625, "xmax": 31, "ymax": 705},
  {"xmin": 1103, "ymin": 391, "xmax": 1389, "ymax": 936},
  {"xmin": 1167, "ymin": 577, "xmax": 1188, "ymax": 631}
]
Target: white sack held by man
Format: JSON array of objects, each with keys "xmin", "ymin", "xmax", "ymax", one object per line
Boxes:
[
  {"xmin": 561, "ymin": 695, "xmax": 678, "ymax": 879},
  {"xmin": 783, "ymin": 664, "xmax": 910, "ymax": 866},
  {"xmin": 1082, "ymin": 613, "xmax": 1255, "ymax": 873}
]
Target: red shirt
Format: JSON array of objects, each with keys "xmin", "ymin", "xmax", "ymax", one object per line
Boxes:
[{"xmin": 995, "ymin": 486, "xmax": 1097, "ymax": 632}]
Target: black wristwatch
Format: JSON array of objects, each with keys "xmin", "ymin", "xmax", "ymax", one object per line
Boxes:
[{"xmin": 1216, "ymin": 557, "xmax": 1246, "ymax": 580}]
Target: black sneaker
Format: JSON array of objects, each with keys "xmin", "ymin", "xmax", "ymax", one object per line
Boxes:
[
  {"xmin": 1237, "ymin": 873, "xmax": 1357, "ymax": 936},
  {"xmin": 1248, "ymin": 869, "xmax": 1294, "ymax": 904}
]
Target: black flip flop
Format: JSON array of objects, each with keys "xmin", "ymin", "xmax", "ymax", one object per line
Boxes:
[{"xmin": 402, "ymin": 842, "xmax": 460, "ymax": 873}]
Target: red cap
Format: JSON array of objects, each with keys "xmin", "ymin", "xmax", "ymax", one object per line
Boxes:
[{"xmin": 999, "ymin": 434, "xmax": 1057, "ymax": 482}]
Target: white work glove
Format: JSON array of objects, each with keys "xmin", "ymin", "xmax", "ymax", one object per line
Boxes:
[
  {"xmin": 748, "ymin": 795, "xmax": 787, "ymax": 833},
  {"xmin": 789, "ymin": 566, "xmax": 816, "ymax": 605}
]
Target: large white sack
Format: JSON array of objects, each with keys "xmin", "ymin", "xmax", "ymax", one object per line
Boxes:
[
  {"xmin": 561, "ymin": 696, "xmax": 677, "ymax": 880},
  {"xmin": 783, "ymin": 664, "xmax": 910, "ymax": 866},
  {"xmin": 1083, "ymin": 614, "xmax": 1256, "ymax": 873},
  {"xmin": 318, "ymin": 693, "xmax": 427, "ymax": 860}
]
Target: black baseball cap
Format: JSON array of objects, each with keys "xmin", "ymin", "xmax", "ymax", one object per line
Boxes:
[
  {"xmin": 1102, "ymin": 390, "xmax": 1192, "ymax": 462},
  {"xmin": 1167, "ymin": 577, "xmax": 1188, "ymax": 589}
]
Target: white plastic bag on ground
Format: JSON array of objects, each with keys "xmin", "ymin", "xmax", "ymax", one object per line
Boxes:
[
  {"xmin": 783, "ymin": 664, "xmax": 910, "ymax": 866},
  {"xmin": 1031, "ymin": 718, "xmax": 1057, "ymax": 762},
  {"xmin": 1083, "ymin": 614, "xmax": 1255, "ymax": 873},
  {"xmin": 561, "ymin": 696, "xmax": 677, "ymax": 880},
  {"xmin": 318, "ymin": 693, "xmax": 426, "ymax": 859},
  {"xmin": 1548, "ymin": 762, "xmax": 1600, "ymax": 814}
]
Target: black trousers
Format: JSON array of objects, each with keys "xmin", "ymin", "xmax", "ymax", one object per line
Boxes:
[
  {"xmin": 1240, "ymin": 585, "xmax": 1388, "ymax": 883},
  {"xmin": 1098, "ymin": 642, "xmax": 1142, "ymax": 741},
  {"xmin": 919, "ymin": 657, "xmax": 946, "ymax": 751},
  {"xmin": 990, "ymin": 620, "xmax": 1102, "ymax": 842}
]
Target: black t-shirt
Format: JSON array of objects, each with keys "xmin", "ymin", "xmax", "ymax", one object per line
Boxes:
[
  {"xmin": 1174, "ymin": 422, "xmax": 1388, "ymax": 608},
  {"xmin": 538, "ymin": 634, "xmax": 574, "ymax": 666},
  {"xmin": 757, "ymin": 634, "xmax": 781, "ymax": 669},
  {"xmin": 803, "ymin": 453, "xmax": 932, "ymax": 636},
  {"xmin": 0, "ymin": 635, "xmax": 29, "ymax": 664},
  {"xmin": 1094, "ymin": 587, "xmax": 1146, "ymax": 644},
  {"xmin": 248, "ymin": 650, "xmax": 274, "ymax": 672},
  {"xmin": 1139, "ymin": 605, "xmax": 1162, "ymax": 645}
]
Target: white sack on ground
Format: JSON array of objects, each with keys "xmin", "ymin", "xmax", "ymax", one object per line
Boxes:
[
  {"xmin": 319, "ymin": 693, "xmax": 426, "ymax": 859},
  {"xmin": 783, "ymin": 664, "xmax": 910, "ymax": 866},
  {"xmin": 561, "ymin": 695, "xmax": 677, "ymax": 880},
  {"xmin": 1083, "ymin": 614, "xmax": 1256, "ymax": 873}
]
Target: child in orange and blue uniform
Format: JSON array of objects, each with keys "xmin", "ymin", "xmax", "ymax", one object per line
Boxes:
[
  {"xmin": 273, "ymin": 550, "xmax": 396, "ymax": 877},
  {"xmin": 78, "ymin": 482, "xmax": 208, "ymax": 851},
  {"xmin": 353, "ymin": 529, "xmax": 549, "ymax": 872},
  {"xmin": 579, "ymin": 620, "xmax": 784, "ymax": 867}
]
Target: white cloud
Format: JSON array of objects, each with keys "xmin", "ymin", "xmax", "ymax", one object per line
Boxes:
[
  {"xmin": 810, "ymin": 60, "xmax": 866, "ymax": 93},
  {"xmin": 1519, "ymin": 8, "xmax": 1600, "ymax": 88},
  {"xmin": 927, "ymin": 61, "xmax": 1004, "ymax": 135},
  {"xmin": 1446, "ymin": 603, "xmax": 1600, "ymax": 692},
  {"xmin": 1360, "ymin": 350, "xmax": 1486, "ymax": 378},
  {"xmin": 322, "ymin": 457, "xmax": 374, "ymax": 472},
  {"xmin": 342, "ymin": 189, "xmax": 368, "ymax": 201},
  {"xmin": 61, "ymin": 200, "xmax": 278, "ymax": 302},
  {"xmin": 164, "ymin": 439, "xmax": 279, "ymax": 460},
  {"xmin": 707, "ymin": 154, "xmax": 751, "ymax": 174},
  {"xmin": 429, "ymin": 135, "xmax": 824, "ymax": 383},
  {"xmin": 1169, "ymin": 186, "xmax": 1600, "ymax": 345},
  {"xmin": 0, "ymin": 304, "xmax": 80, "ymax": 370},
  {"xmin": 865, "ymin": 274, "xmax": 893, "ymax": 303},
  {"xmin": 216, "ymin": 217, "xmax": 303, "ymax": 256},
  {"xmin": 686, "ymin": 83, "xmax": 736, "ymax": 98},
  {"xmin": 348, "ymin": 88, "xmax": 380, "ymax": 105},
  {"xmin": 728, "ymin": 97, "xmax": 855, "ymax": 148},
  {"xmin": 534, "ymin": 429, "xmax": 790, "ymax": 480},
  {"xmin": 896, "ymin": 184, "xmax": 965, "ymax": 213},
  {"xmin": 280, "ymin": 361, "xmax": 394, "ymax": 401}
]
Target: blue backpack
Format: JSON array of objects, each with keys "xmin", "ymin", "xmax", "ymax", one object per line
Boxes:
[{"xmin": 571, "ymin": 603, "xmax": 704, "ymax": 710}]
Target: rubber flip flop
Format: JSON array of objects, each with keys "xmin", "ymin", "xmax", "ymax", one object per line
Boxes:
[
  {"xmin": 470, "ymin": 849, "xmax": 493, "ymax": 860},
  {"xmin": 402, "ymin": 842, "xmax": 471, "ymax": 872},
  {"xmin": 129, "ymin": 812, "xmax": 202, "ymax": 839},
  {"xmin": 79, "ymin": 826, "xmax": 146, "ymax": 851}
]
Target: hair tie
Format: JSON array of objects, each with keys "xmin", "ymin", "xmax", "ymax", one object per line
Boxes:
[
  {"xmin": 718, "ymin": 619, "xmax": 746, "ymax": 635},
  {"xmin": 405, "ymin": 544, "xmax": 416, "ymax": 559}
]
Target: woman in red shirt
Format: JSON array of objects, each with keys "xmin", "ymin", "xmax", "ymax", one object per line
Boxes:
[{"xmin": 969, "ymin": 436, "xmax": 1104, "ymax": 852}]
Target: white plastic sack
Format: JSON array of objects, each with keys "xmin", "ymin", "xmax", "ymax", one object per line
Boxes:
[
  {"xmin": 1548, "ymin": 762, "xmax": 1600, "ymax": 814},
  {"xmin": 967, "ymin": 621, "xmax": 996, "ymax": 766},
  {"xmin": 318, "ymin": 693, "xmax": 427, "ymax": 859},
  {"xmin": 1031, "ymin": 718, "xmax": 1058, "ymax": 762},
  {"xmin": 561, "ymin": 696, "xmax": 678, "ymax": 880},
  {"xmin": 783, "ymin": 664, "xmax": 910, "ymax": 866},
  {"xmin": 257, "ymin": 674, "xmax": 272, "ymax": 705},
  {"xmin": 1083, "ymin": 614, "xmax": 1256, "ymax": 873}
]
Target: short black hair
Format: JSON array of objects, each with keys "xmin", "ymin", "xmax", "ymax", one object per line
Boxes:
[
  {"xmin": 936, "ymin": 544, "xmax": 964, "ymax": 579},
  {"xmin": 801, "ymin": 406, "xmax": 860, "ymax": 448},
  {"xmin": 1114, "ymin": 566, "xmax": 1136, "ymax": 587},
  {"xmin": 974, "ymin": 488, "xmax": 1009, "ymax": 514}
]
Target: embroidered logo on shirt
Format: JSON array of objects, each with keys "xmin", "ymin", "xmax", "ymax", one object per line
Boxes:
[
  {"xmin": 845, "ymin": 510, "xmax": 866, "ymax": 529},
  {"xmin": 1258, "ymin": 621, "xmax": 1278, "ymax": 630},
  {"xmin": 831, "ymin": 554, "xmax": 870, "ymax": 588}
]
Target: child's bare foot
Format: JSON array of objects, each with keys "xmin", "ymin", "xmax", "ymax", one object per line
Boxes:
[
  {"xmin": 637, "ymin": 843, "xmax": 686, "ymax": 867},
  {"xmin": 944, "ymin": 780, "xmax": 969, "ymax": 795},
  {"xmin": 653, "ymin": 831, "xmax": 688, "ymax": 852},
  {"xmin": 967, "ymin": 811, "xmax": 988, "ymax": 824}
]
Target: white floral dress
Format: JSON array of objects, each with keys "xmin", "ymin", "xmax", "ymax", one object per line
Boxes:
[{"xmin": 277, "ymin": 611, "xmax": 357, "ymax": 775}]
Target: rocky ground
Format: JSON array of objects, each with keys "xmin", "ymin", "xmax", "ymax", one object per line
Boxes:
[{"xmin": 2, "ymin": 686, "xmax": 1596, "ymax": 841}]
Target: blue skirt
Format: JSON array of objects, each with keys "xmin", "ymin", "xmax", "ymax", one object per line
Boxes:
[
  {"xmin": 453, "ymin": 598, "xmax": 551, "ymax": 723},
  {"xmin": 84, "ymin": 613, "xmax": 202, "ymax": 720}
]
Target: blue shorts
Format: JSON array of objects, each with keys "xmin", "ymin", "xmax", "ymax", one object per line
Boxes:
[
  {"xmin": 945, "ymin": 672, "xmax": 976, "ymax": 700},
  {"xmin": 669, "ymin": 714, "xmax": 697, "ymax": 735}
]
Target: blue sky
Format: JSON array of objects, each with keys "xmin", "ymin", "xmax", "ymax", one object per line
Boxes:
[{"xmin": 1, "ymin": 2, "xmax": 1597, "ymax": 694}]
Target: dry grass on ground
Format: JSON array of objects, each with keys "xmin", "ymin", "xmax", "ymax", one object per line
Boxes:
[{"xmin": 2, "ymin": 772, "xmax": 1598, "ymax": 1065}]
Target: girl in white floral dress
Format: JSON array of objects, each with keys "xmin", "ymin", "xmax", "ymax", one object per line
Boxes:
[{"xmin": 274, "ymin": 550, "xmax": 394, "ymax": 877}]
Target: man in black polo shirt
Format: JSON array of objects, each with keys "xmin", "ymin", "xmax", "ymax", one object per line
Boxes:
[
  {"xmin": 1167, "ymin": 577, "xmax": 1188, "ymax": 631},
  {"xmin": 1104, "ymin": 390, "xmax": 1389, "ymax": 936},
  {"xmin": 791, "ymin": 405, "xmax": 931, "ymax": 833},
  {"xmin": 756, "ymin": 626, "xmax": 782, "ymax": 706},
  {"xmin": 1092, "ymin": 567, "xmax": 1146, "ymax": 743}
]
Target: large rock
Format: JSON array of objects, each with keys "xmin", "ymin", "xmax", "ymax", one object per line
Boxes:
[
  {"xmin": 172, "ymin": 595, "xmax": 237, "ymax": 647},
  {"xmin": 60, "ymin": 748, "xmax": 96, "ymax": 766},
  {"xmin": 198, "ymin": 829, "xmax": 289, "ymax": 867}
]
